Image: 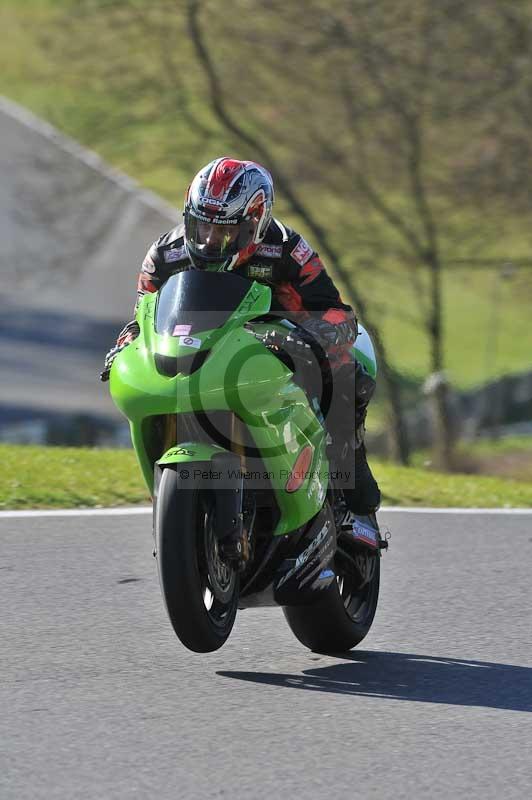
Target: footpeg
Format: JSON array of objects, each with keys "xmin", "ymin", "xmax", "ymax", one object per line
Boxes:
[{"xmin": 378, "ymin": 531, "xmax": 390, "ymax": 550}]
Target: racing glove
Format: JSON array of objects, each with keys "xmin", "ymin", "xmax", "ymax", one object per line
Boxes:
[
  {"xmin": 260, "ymin": 329, "xmax": 313, "ymax": 367},
  {"xmin": 100, "ymin": 320, "xmax": 140, "ymax": 382},
  {"xmin": 301, "ymin": 317, "xmax": 358, "ymax": 350},
  {"xmin": 116, "ymin": 319, "xmax": 140, "ymax": 348}
]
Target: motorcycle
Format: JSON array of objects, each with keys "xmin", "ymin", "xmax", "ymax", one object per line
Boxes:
[{"xmin": 108, "ymin": 269, "xmax": 387, "ymax": 653}]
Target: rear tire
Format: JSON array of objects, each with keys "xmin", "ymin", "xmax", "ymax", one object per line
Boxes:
[
  {"xmin": 283, "ymin": 545, "xmax": 380, "ymax": 652},
  {"xmin": 155, "ymin": 468, "xmax": 239, "ymax": 652}
]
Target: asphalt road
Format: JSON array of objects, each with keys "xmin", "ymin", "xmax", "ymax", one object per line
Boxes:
[{"xmin": 1, "ymin": 510, "xmax": 531, "ymax": 799}]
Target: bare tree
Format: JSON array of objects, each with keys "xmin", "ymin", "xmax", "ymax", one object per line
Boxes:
[
  {"xmin": 183, "ymin": 0, "xmax": 532, "ymax": 468},
  {"xmin": 186, "ymin": 0, "xmax": 412, "ymax": 464}
]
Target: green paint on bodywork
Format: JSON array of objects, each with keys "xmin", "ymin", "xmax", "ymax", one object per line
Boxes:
[
  {"xmin": 109, "ymin": 278, "xmax": 370, "ymax": 536},
  {"xmin": 353, "ymin": 347, "xmax": 377, "ymax": 379}
]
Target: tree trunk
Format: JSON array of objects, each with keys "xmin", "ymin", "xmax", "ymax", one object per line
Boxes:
[
  {"xmin": 366, "ymin": 324, "xmax": 411, "ymax": 465},
  {"xmin": 427, "ymin": 255, "xmax": 454, "ymax": 470}
]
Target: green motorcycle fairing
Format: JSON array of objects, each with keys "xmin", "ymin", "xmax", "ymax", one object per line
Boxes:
[{"xmin": 109, "ymin": 270, "xmax": 329, "ymax": 536}]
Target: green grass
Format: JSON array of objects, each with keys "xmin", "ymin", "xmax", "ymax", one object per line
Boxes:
[
  {"xmin": 410, "ymin": 436, "xmax": 532, "ymax": 484},
  {"xmin": 0, "ymin": 445, "xmax": 149, "ymax": 510},
  {"xmin": 411, "ymin": 435, "xmax": 532, "ymax": 464},
  {"xmin": 1, "ymin": 444, "xmax": 530, "ymax": 510},
  {"xmin": 375, "ymin": 460, "xmax": 531, "ymax": 508},
  {"xmin": 460, "ymin": 436, "xmax": 532, "ymax": 456}
]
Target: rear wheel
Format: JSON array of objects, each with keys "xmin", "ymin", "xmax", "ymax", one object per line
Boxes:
[
  {"xmin": 283, "ymin": 539, "xmax": 380, "ymax": 652},
  {"xmin": 155, "ymin": 468, "xmax": 239, "ymax": 652}
]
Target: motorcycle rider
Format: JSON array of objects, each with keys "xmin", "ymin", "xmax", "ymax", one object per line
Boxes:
[{"xmin": 101, "ymin": 157, "xmax": 380, "ymax": 514}]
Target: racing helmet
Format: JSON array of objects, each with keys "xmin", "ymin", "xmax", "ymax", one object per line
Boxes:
[{"xmin": 184, "ymin": 157, "xmax": 274, "ymax": 271}]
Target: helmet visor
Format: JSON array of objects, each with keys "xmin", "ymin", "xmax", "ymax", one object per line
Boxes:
[{"xmin": 185, "ymin": 213, "xmax": 257, "ymax": 264}]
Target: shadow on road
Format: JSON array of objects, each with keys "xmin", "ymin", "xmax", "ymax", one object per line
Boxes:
[{"xmin": 218, "ymin": 651, "xmax": 532, "ymax": 712}]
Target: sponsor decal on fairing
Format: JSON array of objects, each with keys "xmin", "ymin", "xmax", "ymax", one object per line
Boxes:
[
  {"xmin": 166, "ymin": 446, "xmax": 195, "ymax": 457},
  {"xmin": 172, "ymin": 324, "xmax": 192, "ymax": 337},
  {"xmin": 179, "ymin": 336, "xmax": 201, "ymax": 349},
  {"xmin": 276, "ymin": 519, "xmax": 331, "ymax": 588}
]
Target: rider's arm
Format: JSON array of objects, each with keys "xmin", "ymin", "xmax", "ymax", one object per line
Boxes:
[
  {"xmin": 285, "ymin": 234, "xmax": 358, "ymax": 354},
  {"xmin": 134, "ymin": 242, "xmax": 166, "ymax": 311},
  {"xmin": 101, "ymin": 239, "xmax": 169, "ymax": 381},
  {"xmin": 102, "ymin": 242, "xmax": 162, "ymax": 378},
  {"xmin": 116, "ymin": 243, "xmax": 165, "ymax": 347}
]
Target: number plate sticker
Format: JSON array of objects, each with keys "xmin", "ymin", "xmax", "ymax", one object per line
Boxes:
[
  {"xmin": 179, "ymin": 336, "xmax": 201, "ymax": 349},
  {"xmin": 172, "ymin": 324, "xmax": 192, "ymax": 336}
]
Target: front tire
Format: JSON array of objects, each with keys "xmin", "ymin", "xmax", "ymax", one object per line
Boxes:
[
  {"xmin": 283, "ymin": 543, "xmax": 380, "ymax": 652},
  {"xmin": 155, "ymin": 468, "xmax": 239, "ymax": 652}
]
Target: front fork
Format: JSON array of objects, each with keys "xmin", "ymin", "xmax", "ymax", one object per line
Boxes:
[
  {"xmin": 153, "ymin": 448, "xmax": 246, "ymax": 564},
  {"xmin": 210, "ymin": 451, "xmax": 245, "ymax": 563}
]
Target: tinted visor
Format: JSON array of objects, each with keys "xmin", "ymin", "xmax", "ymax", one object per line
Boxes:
[{"xmin": 185, "ymin": 211, "xmax": 257, "ymax": 263}]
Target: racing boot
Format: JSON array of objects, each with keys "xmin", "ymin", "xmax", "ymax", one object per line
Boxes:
[
  {"xmin": 333, "ymin": 406, "xmax": 381, "ymax": 514},
  {"xmin": 326, "ymin": 359, "xmax": 380, "ymax": 514},
  {"xmin": 328, "ymin": 429, "xmax": 381, "ymax": 515},
  {"xmin": 343, "ymin": 439, "xmax": 381, "ymax": 515}
]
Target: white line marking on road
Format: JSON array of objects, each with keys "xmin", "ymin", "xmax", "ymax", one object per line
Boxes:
[
  {"xmin": 0, "ymin": 507, "xmax": 152, "ymax": 519},
  {"xmin": 0, "ymin": 506, "xmax": 531, "ymax": 519},
  {"xmin": 381, "ymin": 507, "xmax": 532, "ymax": 515}
]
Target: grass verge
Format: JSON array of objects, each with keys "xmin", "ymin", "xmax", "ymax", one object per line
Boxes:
[
  {"xmin": 0, "ymin": 445, "xmax": 149, "ymax": 510},
  {"xmin": 0, "ymin": 444, "xmax": 530, "ymax": 511},
  {"xmin": 410, "ymin": 437, "xmax": 532, "ymax": 483}
]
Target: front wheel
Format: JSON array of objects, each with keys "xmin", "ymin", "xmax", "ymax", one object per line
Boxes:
[
  {"xmin": 155, "ymin": 468, "xmax": 239, "ymax": 652},
  {"xmin": 283, "ymin": 543, "xmax": 380, "ymax": 652}
]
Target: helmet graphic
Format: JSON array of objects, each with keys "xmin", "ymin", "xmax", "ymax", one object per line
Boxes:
[{"xmin": 184, "ymin": 157, "xmax": 274, "ymax": 271}]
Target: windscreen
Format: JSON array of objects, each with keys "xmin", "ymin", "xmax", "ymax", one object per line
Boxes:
[{"xmin": 154, "ymin": 269, "xmax": 251, "ymax": 336}]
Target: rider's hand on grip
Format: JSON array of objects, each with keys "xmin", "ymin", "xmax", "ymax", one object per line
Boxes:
[
  {"xmin": 100, "ymin": 344, "xmax": 122, "ymax": 382},
  {"xmin": 117, "ymin": 320, "xmax": 140, "ymax": 347},
  {"xmin": 259, "ymin": 329, "xmax": 314, "ymax": 369},
  {"xmin": 100, "ymin": 321, "xmax": 140, "ymax": 382}
]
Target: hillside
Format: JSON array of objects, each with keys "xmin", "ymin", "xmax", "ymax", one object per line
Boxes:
[{"xmin": 1, "ymin": 0, "xmax": 531, "ymax": 392}]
